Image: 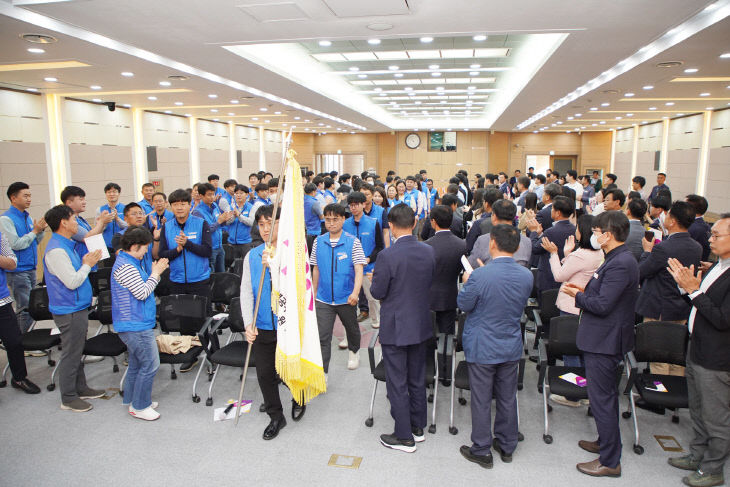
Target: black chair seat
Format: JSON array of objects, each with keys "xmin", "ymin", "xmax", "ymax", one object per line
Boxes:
[
  {"xmin": 636, "ymin": 374, "xmax": 688, "ymax": 409},
  {"xmin": 210, "ymin": 341, "xmax": 255, "ymax": 368},
  {"xmin": 22, "ymin": 329, "xmax": 61, "ymax": 351},
  {"xmin": 454, "ymin": 361, "xmax": 470, "ymax": 390},
  {"xmin": 547, "ymin": 366, "xmax": 589, "ymax": 399},
  {"xmin": 84, "ymin": 333, "xmax": 127, "ymax": 356},
  {"xmin": 160, "ymin": 346, "xmax": 203, "ymax": 364},
  {"xmin": 372, "ymin": 358, "xmax": 435, "ymax": 384}
]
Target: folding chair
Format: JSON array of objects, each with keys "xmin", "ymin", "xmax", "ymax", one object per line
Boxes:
[
  {"xmin": 0, "ymin": 286, "xmax": 61, "ymax": 391},
  {"xmin": 193, "ymin": 297, "xmax": 254, "ymax": 405},
  {"xmin": 222, "ymin": 244, "xmax": 236, "ymax": 271},
  {"xmin": 229, "ymin": 258, "xmax": 244, "ymax": 278},
  {"xmin": 157, "ymin": 294, "xmax": 209, "ymax": 380},
  {"xmin": 532, "ymin": 288, "xmax": 560, "ymax": 353},
  {"xmin": 83, "ymin": 290, "xmax": 126, "ymax": 380},
  {"xmin": 90, "ymin": 267, "xmax": 113, "ymax": 296},
  {"xmin": 622, "ymin": 321, "xmax": 689, "ymax": 455},
  {"xmin": 154, "ymin": 268, "xmax": 172, "ymax": 298},
  {"xmin": 208, "ymin": 272, "xmax": 240, "ymax": 315}
]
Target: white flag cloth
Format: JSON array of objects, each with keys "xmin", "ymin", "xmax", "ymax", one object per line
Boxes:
[{"xmin": 272, "ymin": 153, "xmax": 326, "ymax": 405}]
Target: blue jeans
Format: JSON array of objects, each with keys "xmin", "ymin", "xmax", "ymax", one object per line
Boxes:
[
  {"xmin": 209, "ymin": 247, "xmax": 225, "ymax": 273},
  {"xmin": 560, "ymin": 310, "xmax": 585, "ymax": 367},
  {"xmin": 119, "ymin": 328, "xmax": 160, "ymax": 410},
  {"xmin": 7, "ymin": 270, "xmax": 36, "ymax": 333}
]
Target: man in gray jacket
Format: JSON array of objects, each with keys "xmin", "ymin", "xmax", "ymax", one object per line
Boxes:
[{"xmin": 624, "ymin": 198, "xmax": 648, "ymax": 261}]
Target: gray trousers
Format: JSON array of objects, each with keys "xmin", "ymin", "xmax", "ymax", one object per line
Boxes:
[
  {"xmin": 687, "ymin": 353, "xmax": 730, "ymax": 474},
  {"xmin": 53, "ymin": 310, "xmax": 89, "ymax": 403},
  {"xmin": 315, "ymin": 301, "xmax": 360, "ymax": 374},
  {"xmin": 468, "ymin": 360, "xmax": 519, "ymax": 456}
]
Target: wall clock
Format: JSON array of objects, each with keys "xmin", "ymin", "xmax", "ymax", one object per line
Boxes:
[{"xmin": 405, "ymin": 132, "xmax": 421, "ymax": 149}]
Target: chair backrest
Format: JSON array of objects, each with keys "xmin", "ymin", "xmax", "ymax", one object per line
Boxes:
[
  {"xmin": 456, "ymin": 312, "xmax": 467, "ymax": 353},
  {"xmin": 28, "ymin": 286, "xmax": 52, "ymax": 322},
  {"xmin": 634, "ymin": 321, "xmax": 688, "ymax": 366},
  {"xmin": 546, "ymin": 314, "xmax": 582, "ymax": 358},
  {"xmin": 230, "ymin": 258, "xmax": 244, "ymax": 277},
  {"xmin": 223, "ymin": 244, "xmax": 235, "ymax": 268},
  {"xmin": 540, "ymin": 288, "xmax": 560, "ymax": 321},
  {"xmin": 227, "ymin": 297, "xmax": 245, "ymax": 333},
  {"xmin": 154, "ymin": 268, "xmax": 172, "ymax": 297},
  {"xmin": 209, "ymin": 272, "xmax": 241, "ymax": 306},
  {"xmin": 96, "ymin": 290, "xmax": 113, "ymax": 325},
  {"xmin": 530, "ymin": 268, "xmax": 539, "ymax": 299},
  {"xmin": 91, "ymin": 267, "xmax": 113, "ymax": 296},
  {"xmin": 158, "ymin": 294, "xmax": 209, "ymax": 335},
  {"xmin": 97, "ymin": 252, "xmax": 116, "ymax": 268}
]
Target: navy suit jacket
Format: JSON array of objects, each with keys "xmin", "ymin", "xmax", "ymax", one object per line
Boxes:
[
  {"xmin": 636, "ymin": 232, "xmax": 702, "ymax": 321},
  {"xmin": 425, "ymin": 231, "xmax": 466, "ymax": 311},
  {"xmin": 575, "ymin": 245, "xmax": 639, "ymax": 356},
  {"xmin": 688, "ymin": 217, "xmax": 711, "ymax": 261},
  {"xmin": 536, "ymin": 203, "xmax": 553, "ymax": 230},
  {"xmin": 370, "ymin": 235, "xmax": 435, "ymax": 346},
  {"xmin": 531, "ymin": 219, "xmax": 575, "ymax": 291}
]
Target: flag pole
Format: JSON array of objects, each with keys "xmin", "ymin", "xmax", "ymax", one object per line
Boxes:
[{"xmin": 234, "ymin": 128, "xmax": 293, "ymax": 425}]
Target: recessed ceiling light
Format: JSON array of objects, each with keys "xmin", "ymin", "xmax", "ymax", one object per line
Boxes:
[
  {"xmin": 304, "ymin": 119, "xmax": 310, "ymax": 122},
  {"xmin": 568, "ymin": 116, "xmax": 574, "ymax": 120},
  {"xmin": 394, "ymin": 73, "xmax": 403, "ymax": 78},
  {"xmin": 590, "ymin": 107, "xmax": 598, "ymax": 111},
  {"xmin": 404, "ymin": 87, "xmax": 413, "ymax": 91},
  {"xmin": 470, "ymin": 64, "xmax": 481, "ymax": 69},
  {"xmin": 159, "ymin": 81, "xmax": 171, "ymax": 87},
  {"xmin": 318, "ymin": 123, "xmax": 324, "ymax": 126},
  {"xmin": 615, "ymin": 116, "xmax": 622, "ymax": 120},
  {"xmin": 601, "ymin": 102, "xmax": 610, "ymax": 106},
  {"xmin": 706, "ymin": 107, "xmax": 714, "ymax": 110},
  {"xmin": 43, "ymin": 77, "xmax": 57, "ymax": 82},
  {"xmin": 429, "ymin": 64, "xmax": 439, "ymax": 70},
  {"xmin": 388, "ymin": 65, "xmax": 399, "ymax": 70},
  {"xmin": 27, "ymin": 48, "xmax": 45, "ymax": 54},
  {"xmin": 473, "ymin": 35, "xmax": 487, "ymax": 41},
  {"xmin": 373, "ymin": 87, "xmax": 382, "ymax": 92},
  {"xmin": 684, "ymin": 68, "xmax": 698, "ymax": 73},
  {"xmin": 379, "ymin": 93, "xmax": 387, "ymax": 97},
  {"xmin": 213, "ymin": 119, "xmax": 219, "ymax": 122},
  {"xmin": 121, "ymin": 72, "xmax": 134, "ymax": 77},
  {"xmin": 273, "ymin": 111, "xmax": 280, "ymax": 115},
  {"xmin": 600, "ymin": 121, "xmax": 606, "ymax": 124},
  {"xmin": 624, "ymin": 92, "xmax": 635, "ymax": 97},
  {"xmin": 349, "ymin": 66, "xmax": 359, "ymax": 72},
  {"xmin": 260, "ymin": 107, "xmax": 268, "ymax": 111},
  {"xmin": 699, "ymin": 92, "xmax": 710, "ymax": 96},
  {"xmin": 92, "ymin": 98, "xmax": 101, "ymax": 103},
  {"xmin": 164, "ymin": 110, "xmax": 172, "ymax": 114},
  {"xmin": 626, "ymin": 113, "xmax": 633, "ymax": 116},
  {"xmin": 318, "ymin": 40, "xmax": 332, "ymax": 47},
  {"xmin": 358, "ymin": 74, "xmax": 367, "ymax": 78},
  {"xmin": 282, "ymin": 123, "xmax": 287, "ymax": 127},
  {"xmin": 414, "ymin": 101, "xmax": 421, "ymax": 105},
  {"xmin": 208, "ymin": 94, "xmax": 217, "ymax": 98},
  {"xmin": 27, "ymin": 88, "xmax": 38, "ymax": 92},
  {"xmin": 230, "ymin": 99, "xmax": 239, "ymax": 104},
  {"xmin": 431, "ymin": 72, "xmax": 441, "ymax": 77},
  {"xmin": 666, "ymin": 102, "xmax": 675, "ymax": 106},
  {"xmin": 420, "ymin": 37, "xmax": 433, "ymax": 43},
  {"xmin": 556, "ymin": 121, "xmax": 563, "ymax": 124},
  {"xmin": 677, "ymin": 113, "xmax": 685, "ymax": 116},
  {"xmin": 147, "ymin": 96, "xmax": 157, "ymax": 101},
  {"xmin": 469, "ymin": 71, "xmax": 479, "ymax": 76},
  {"xmin": 252, "ymin": 117, "xmax": 258, "ymax": 121},
  {"xmin": 367, "ymin": 39, "xmax": 381, "ymax": 45},
  {"xmin": 721, "ymin": 53, "xmax": 730, "ymax": 58},
  {"xmin": 575, "ymin": 113, "xmax": 582, "ymax": 117},
  {"xmin": 228, "ymin": 112, "xmax": 235, "ymax": 116},
  {"xmin": 643, "ymin": 85, "xmax": 653, "ymax": 90},
  {"xmin": 175, "ymin": 101, "xmax": 183, "ymax": 106},
  {"xmin": 211, "ymin": 109, "xmax": 218, "ymax": 112},
  {"xmin": 90, "ymin": 85, "xmax": 102, "ymax": 90},
  {"xmin": 123, "ymin": 104, "xmax": 131, "ymax": 108},
  {"xmin": 649, "ymin": 106, "xmax": 657, "ymax": 110}
]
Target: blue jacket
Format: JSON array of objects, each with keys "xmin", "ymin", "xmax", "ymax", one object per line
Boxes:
[
  {"xmin": 315, "ymin": 232, "xmax": 358, "ymax": 305},
  {"xmin": 100, "ymin": 203, "xmax": 126, "ymax": 249},
  {"xmin": 370, "ymin": 235, "xmax": 435, "ymax": 346},
  {"xmin": 44, "ymin": 233, "xmax": 93, "ymax": 315},
  {"xmin": 343, "ymin": 215, "xmax": 378, "ymax": 273},
  {"xmin": 193, "ymin": 202, "xmax": 223, "ymax": 249},
  {"xmin": 74, "ymin": 216, "xmax": 98, "ymax": 273},
  {"xmin": 2, "ymin": 206, "xmax": 38, "ymax": 272},
  {"xmin": 111, "ymin": 251, "xmax": 156, "ymax": 332},
  {"xmin": 248, "ymin": 244, "xmax": 276, "ymax": 330},
  {"xmin": 162, "ymin": 216, "xmax": 211, "ymax": 284},
  {"xmin": 458, "ymin": 257, "xmax": 533, "ymax": 364},
  {"xmin": 228, "ymin": 201, "xmax": 253, "ymax": 245},
  {"xmin": 148, "ymin": 209, "xmax": 174, "ymax": 231},
  {"xmin": 575, "ymin": 245, "xmax": 639, "ymax": 356},
  {"xmin": 304, "ymin": 195, "xmax": 322, "ymax": 236},
  {"xmin": 138, "ymin": 199, "xmax": 153, "ymax": 215},
  {"xmin": 0, "ymin": 231, "xmax": 9, "ymax": 300}
]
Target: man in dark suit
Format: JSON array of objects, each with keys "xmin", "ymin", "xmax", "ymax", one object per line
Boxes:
[
  {"xmin": 562, "ymin": 211, "xmax": 639, "ymax": 478},
  {"xmin": 528, "ymin": 196, "xmax": 576, "ymax": 295},
  {"xmin": 424, "ymin": 205, "xmax": 466, "ymax": 383},
  {"xmin": 536, "ymin": 183, "xmax": 562, "ymax": 230},
  {"xmin": 624, "ymin": 198, "xmax": 648, "ymax": 261},
  {"xmin": 465, "ymin": 188, "xmax": 502, "ymax": 254},
  {"xmin": 420, "ymin": 194, "xmax": 463, "ymax": 240},
  {"xmin": 686, "ymin": 194, "xmax": 712, "ymax": 262},
  {"xmin": 667, "ymin": 214, "xmax": 730, "ymax": 487},
  {"xmin": 370, "ymin": 204, "xmax": 435, "ymax": 453}
]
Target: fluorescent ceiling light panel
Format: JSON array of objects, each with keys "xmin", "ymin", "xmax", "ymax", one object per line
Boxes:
[
  {"xmin": 342, "ymin": 52, "xmax": 378, "ymax": 61},
  {"xmin": 351, "ymin": 80, "xmax": 373, "ymax": 85},
  {"xmin": 473, "ymin": 48, "xmax": 510, "ymax": 57},
  {"xmin": 406, "ymin": 50, "xmax": 441, "ymax": 59},
  {"xmin": 670, "ymin": 76, "xmax": 730, "ymax": 82},
  {"xmin": 440, "ymin": 49, "xmax": 475, "ymax": 58},
  {"xmin": 375, "ymin": 51, "xmax": 409, "ymax": 60},
  {"xmin": 312, "ymin": 53, "xmax": 347, "ymax": 62},
  {"xmin": 372, "ymin": 80, "xmax": 398, "ymax": 85},
  {"xmin": 0, "ymin": 60, "xmax": 89, "ymax": 71}
]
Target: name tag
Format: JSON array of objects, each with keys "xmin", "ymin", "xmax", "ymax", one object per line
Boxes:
[
  {"xmin": 593, "ymin": 272, "xmax": 599, "ymax": 279},
  {"xmin": 338, "ymin": 252, "xmax": 347, "ymax": 261},
  {"xmin": 362, "ymin": 232, "xmax": 370, "ymax": 236},
  {"xmin": 186, "ymin": 232, "xmax": 198, "ymax": 239}
]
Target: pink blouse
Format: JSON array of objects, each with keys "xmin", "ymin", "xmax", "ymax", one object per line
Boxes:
[{"xmin": 548, "ymin": 248, "xmax": 604, "ymax": 315}]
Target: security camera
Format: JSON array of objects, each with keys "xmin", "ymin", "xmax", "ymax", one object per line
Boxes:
[{"xmin": 104, "ymin": 101, "xmax": 116, "ymax": 112}]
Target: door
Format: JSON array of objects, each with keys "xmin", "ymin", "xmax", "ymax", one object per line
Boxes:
[{"xmin": 551, "ymin": 156, "xmax": 576, "ymax": 175}]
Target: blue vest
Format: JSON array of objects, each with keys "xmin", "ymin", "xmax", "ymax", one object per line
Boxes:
[
  {"xmin": 428, "ymin": 188, "xmax": 438, "ymax": 211},
  {"xmin": 148, "ymin": 209, "xmax": 174, "ymax": 230},
  {"xmin": 220, "ymin": 191, "xmax": 234, "ymax": 231},
  {"xmin": 0, "ymin": 231, "xmax": 9, "ymax": 300},
  {"xmin": 2, "ymin": 206, "xmax": 38, "ymax": 272},
  {"xmin": 303, "ymin": 195, "xmax": 321, "ymax": 236},
  {"xmin": 75, "ymin": 216, "xmax": 98, "ymax": 272},
  {"xmin": 138, "ymin": 199, "xmax": 153, "ymax": 215},
  {"xmin": 163, "ymin": 216, "xmax": 210, "ymax": 284},
  {"xmin": 364, "ymin": 204, "xmax": 385, "ymax": 232},
  {"xmin": 325, "ymin": 189, "xmax": 336, "ymax": 202},
  {"xmin": 44, "ymin": 233, "xmax": 93, "ymax": 315},
  {"xmin": 343, "ymin": 215, "xmax": 377, "ymax": 273},
  {"xmin": 193, "ymin": 202, "xmax": 223, "ymax": 249},
  {"xmin": 117, "ymin": 227, "xmax": 153, "ymax": 275},
  {"xmin": 248, "ymin": 244, "xmax": 276, "ymax": 330},
  {"xmin": 314, "ymin": 232, "xmax": 357, "ymax": 305},
  {"xmin": 100, "ymin": 203, "xmax": 126, "ymax": 249},
  {"xmin": 228, "ymin": 201, "xmax": 252, "ymax": 245},
  {"xmin": 111, "ymin": 251, "xmax": 156, "ymax": 332}
]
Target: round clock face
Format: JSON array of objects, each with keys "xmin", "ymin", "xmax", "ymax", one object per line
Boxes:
[{"xmin": 405, "ymin": 132, "xmax": 421, "ymax": 149}]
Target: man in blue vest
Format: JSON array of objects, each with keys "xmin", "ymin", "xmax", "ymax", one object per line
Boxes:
[
  {"xmin": 148, "ymin": 192, "xmax": 174, "ymax": 231},
  {"xmin": 158, "ymin": 189, "xmax": 213, "ymax": 372},
  {"xmin": 0, "ymin": 182, "xmax": 47, "ymax": 333},
  {"xmin": 0, "ymin": 228, "xmax": 40, "ymax": 393},
  {"xmin": 227, "ymin": 184, "xmax": 253, "ymax": 260},
  {"xmin": 112, "ymin": 203, "xmax": 158, "ymax": 274},
  {"xmin": 311, "ymin": 203, "xmax": 366, "ymax": 375},
  {"xmin": 43, "ymin": 204, "xmax": 104, "ymax": 412},
  {"xmin": 138, "ymin": 183, "xmax": 155, "ymax": 215},
  {"xmin": 303, "ymin": 183, "xmax": 324, "ymax": 254},
  {"xmin": 242, "ymin": 183, "xmax": 272, "ymax": 248},
  {"xmin": 61, "ymin": 186, "xmax": 113, "ymax": 274},
  {"xmin": 193, "ymin": 183, "xmax": 233, "ymax": 273},
  {"xmin": 97, "ymin": 182, "xmax": 128, "ymax": 254},
  {"xmin": 361, "ymin": 183, "xmax": 390, "ymax": 247}
]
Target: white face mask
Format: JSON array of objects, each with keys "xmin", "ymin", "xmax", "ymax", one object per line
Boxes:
[{"xmin": 590, "ymin": 232, "xmax": 607, "ymax": 250}]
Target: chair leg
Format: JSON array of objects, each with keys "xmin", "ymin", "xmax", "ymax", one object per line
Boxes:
[
  {"xmin": 364, "ymin": 380, "xmax": 378, "ymax": 427},
  {"xmin": 206, "ymin": 364, "xmax": 221, "ymax": 406},
  {"xmin": 429, "ymin": 349, "xmax": 438, "ymax": 434},
  {"xmin": 449, "ymin": 353, "xmax": 457, "ymax": 435},
  {"xmin": 48, "ymin": 356, "xmax": 63, "ymax": 391},
  {"xmin": 517, "ymin": 357, "xmax": 525, "ymax": 391},
  {"xmin": 0, "ymin": 363, "xmax": 9, "ymax": 387},
  {"xmin": 191, "ymin": 358, "xmax": 207, "ymax": 403},
  {"xmin": 111, "ymin": 356, "xmax": 119, "ymax": 373},
  {"xmin": 542, "ymin": 377, "xmax": 552, "ymax": 444},
  {"xmin": 119, "ymin": 367, "xmax": 128, "ymax": 395},
  {"xmin": 628, "ymin": 390, "xmax": 643, "ymax": 454},
  {"xmin": 170, "ymin": 364, "xmax": 176, "ymax": 380}
]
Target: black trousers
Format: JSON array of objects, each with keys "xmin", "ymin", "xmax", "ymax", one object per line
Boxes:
[
  {"xmin": 0, "ymin": 303, "xmax": 27, "ymax": 381},
  {"xmin": 253, "ymin": 329, "xmax": 283, "ymax": 421}
]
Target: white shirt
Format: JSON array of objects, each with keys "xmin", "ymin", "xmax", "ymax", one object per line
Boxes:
[
  {"xmin": 687, "ymin": 258, "xmax": 730, "ymax": 333},
  {"xmin": 566, "ymin": 181, "xmax": 583, "ymax": 209}
]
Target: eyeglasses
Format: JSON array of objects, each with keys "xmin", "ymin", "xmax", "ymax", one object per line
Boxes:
[{"xmin": 710, "ymin": 233, "xmax": 730, "ymax": 239}]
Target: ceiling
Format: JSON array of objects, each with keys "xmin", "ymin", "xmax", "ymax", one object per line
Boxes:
[{"xmin": 0, "ymin": 0, "xmax": 727, "ymax": 133}]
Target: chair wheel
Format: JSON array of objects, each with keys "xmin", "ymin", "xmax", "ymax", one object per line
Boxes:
[
  {"xmin": 543, "ymin": 434, "xmax": 553, "ymax": 444},
  {"xmin": 458, "ymin": 398, "xmax": 467, "ymax": 406},
  {"xmin": 208, "ymin": 374, "xmax": 214, "ymax": 382},
  {"xmin": 47, "ymin": 383, "xmax": 55, "ymax": 391},
  {"xmin": 192, "ymin": 395, "xmax": 200, "ymax": 403},
  {"xmin": 622, "ymin": 411, "xmax": 632, "ymax": 419},
  {"xmin": 365, "ymin": 418, "xmax": 373, "ymax": 427},
  {"xmin": 205, "ymin": 398, "xmax": 213, "ymax": 406},
  {"xmin": 517, "ymin": 384, "xmax": 523, "ymax": 391},
  {"xmin": 672, "ymin": 416, "xmax": 679, "ymax": 424},
  {"xmin": 0, "ymin": 380, "xmax": 6, "ymax": 388},
  {"xmin": 428, "ymin": 394, "xmax": 434, "ymax": 403},
  {"xmin": 518, "ymin": 432, "xmax": 524, "ymax": 442},
  {"xmin": 587, "ymin": 407, "xmax": 593, "ymax": 417},
  {"xmin": 170, "ymin": 371, "xmax": 177, "ymax": 380},
  {"xmin": 113, "ymin": 365, "xmax": 119, "ymax": 373},
  {"xmin": 537, "ymin": 385, "xmax": 543, "ymax": 393},
  {"xmin": 217, "ymin": 329, "xmax": 223, "ymax": 335},
  {"xmin": 48, "ymin": 360, "xmax": 56, "ymax": 366},
  {"xmin": 547, "ymin": 404, "xmax": 553, "ymax": 413},
  {"xmin": 428, "ymin": 425, "xmax": 436, "ymax": 434},
  {"xmin": 633, "ymin": 444, "xmax": 644, "ymax": 455},
  {"xmin": 449, "ymin": 426, "xmax": 458, "ymax": 435}
]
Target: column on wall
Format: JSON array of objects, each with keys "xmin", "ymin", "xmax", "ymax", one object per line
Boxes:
[
  {"xmin": 189, "ymin": 116, "xmax": 200, "ymax": 186},
  {"xmin": 258, "ymin": 126, "xmax": 265, "ymax": 171},
  {"xmin": 659, "ymin": 118, "xmax": 670, "ymax": 173},
  {"xmin": 630, "ymin": 124, "xmax": 639, "ymax": 181},
  {"xmin": 228, "ymin": 122, "xmax": 236, "ymax": 180},
  {"xmin": 696, "ymin": 110, "xmax": 712, "ymax": 195},
  {"xmin": 42, "ymin": 94, "xmax": 71, "ymax": 204},
  {"xmin": 131, "ymin": 108, "xmax": 148, "ymax": 191}
]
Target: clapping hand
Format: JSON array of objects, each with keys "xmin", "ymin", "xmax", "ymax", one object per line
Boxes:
[
  {"xmin": 541, "ymin": 237, "xmax": 558, "ymax": 254},
  {"xmin": 563, "ymin": 235, "xmax": 576, "ymax": 256},
  {"xmin": 642, "ymin": 235, "xmax": 655, "ymax": 253},
  {"xmin": 174, "ymin": 231, "xmax": 187, "ymax": 251},
  {"xmin": 100, "ymin": 210, "xmax": 115, "ymax": 224},
  {"xmin": 667, "ymin": 258, "xmax": 702, "ymax": 294},
  {"xmin": 151, "ymin": 218, "xmax": 162, "ymax": 241},
  {"xmin": 151, "ymin": 258, "xmax": 169, "ymax": 276},
  {"xmin": 561, "ymin": 282, "xmax": 584, "ymax": 297},
  {"xmin": 33, "ymin": 218, "xmax": 47, "ymax": 233},
  {"xmin": 526, "ymin": 218, "xmax": 542, "ymax": 234},
  {"xmin": 82, "ymin": 249, "xmax": 103, "ymax": 267}
]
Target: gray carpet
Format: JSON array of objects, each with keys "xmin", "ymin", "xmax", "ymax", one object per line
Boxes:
[{"xmin": 0, "ymin": 317, "xmax": 724, "ymax": 487}]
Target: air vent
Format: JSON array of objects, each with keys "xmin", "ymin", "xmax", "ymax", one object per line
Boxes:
[
  {"xmin": 237, "ymin": 2, "xmax": 310, "ymax": 23},
  {"xmin": 656, "ymin": 61, "xmax": 683, "ymax": 68},
  {"xmin": 602, "ymin": 89, "xmax": 619, "ymax": 94},
  {"xmin": 21, "ymin": 33, "xmax": 57, "ymax": 44},
  {"xmin": 168, "ymin": 75, "xmax": 189, "ymax": 81}
]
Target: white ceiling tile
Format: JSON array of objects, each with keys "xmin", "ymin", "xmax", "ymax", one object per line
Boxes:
[
  {"xmin": 342, "ymin": 52, "xmax": 378, "ymax": 61},
  {"xmin": 440, "ymin": 49, "xmax": 475, "ymax": 59},
  {"xmin": 374, "ymin": 51, "xmax": 409, "ymax": 60},
  {"xmin": 312, "ymin": 53, "xmax": 347, "ymax": 62},
  {"xmin": 473, "ymin": 48, "xmax": 510, "ymax": 57},
  {"xmin": 406, "ymin": 50, "xmax": 441, "ymax": 59}
]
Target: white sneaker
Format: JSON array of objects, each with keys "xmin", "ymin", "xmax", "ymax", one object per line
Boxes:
[
  {"xmin": 371, "ymin": 322, "xmax": 380, "ymax": 329},
  {"xmin": 549, "ymin": 394, "xmax": 581, "ymax": 408},
  {"xmin": 338, "ymin": 337, "xmax": 348, "ymax": 349},
  {"xmin": 127, "ymin": 402, "xmax": 158, "ymax": 411},
  {"xmin": 129, "ymin": 406, "xmax": 160, "ymax": 421},
  {"xmin": 347, "ymin": 351, "xmax": 360, "ymax": 370}
]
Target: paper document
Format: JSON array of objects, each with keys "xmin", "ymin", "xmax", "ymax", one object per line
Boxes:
[
  {"xmin": 461, "ymin": 255, "xmax": 474, "ymax": 274},
  {"xmin": 645, "ymin": 381, "xmax": 667, "ymax": 392},
  {"xmin": 83, "ymin": 234, "xmax": 110, "ymax": 260},
  {"xmin": 212, "ymin": 313, "xmax": 229, "ymax": 321},
  {"xmin": 213, "ymin": 400, "xmax": 252, "ymax": 422},
  {"xmin": 50, "ymin": 327, "xmax": 61, "ymax": 336},
  {"xmin": 559, "ymin": 372, "xmax": 587, "ymax": 387}
]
